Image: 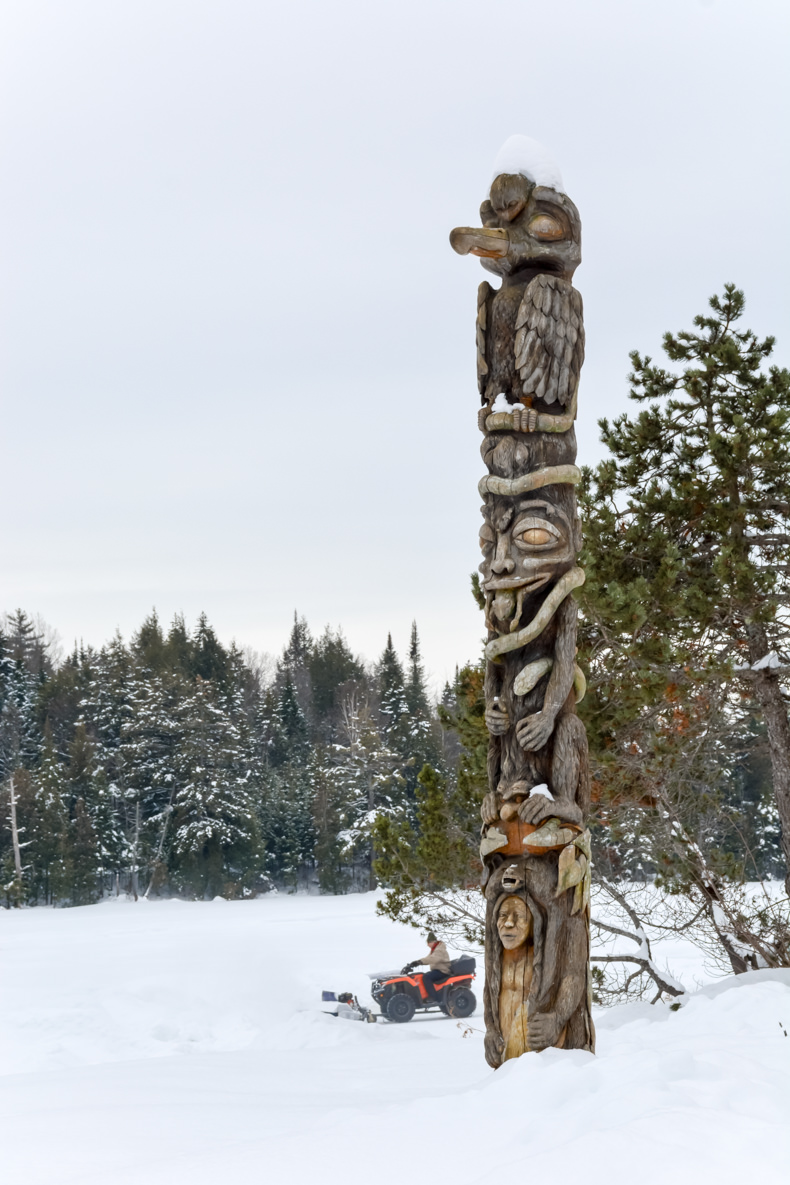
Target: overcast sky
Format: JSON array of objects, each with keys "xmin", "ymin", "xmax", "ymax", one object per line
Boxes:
[{"xmin": 2, "ymin": 0, "xmax": 788, "ymax": 688}]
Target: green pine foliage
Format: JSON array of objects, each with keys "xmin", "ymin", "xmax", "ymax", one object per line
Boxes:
[
  {"xmin": 372, "ymin": 762, "xmax": 484, "ymax": 945},
  {"xmin": 577, "ymin": 285, "xmax": 790, "ymax": 897}
]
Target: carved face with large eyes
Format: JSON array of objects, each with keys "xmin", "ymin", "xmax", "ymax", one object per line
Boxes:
[
  {"xmin": 478, "ymin": 175, "xmax": 581, "ymax": 281},
  {"xmin": 479, "ymin": 497, "xmax": 579, "ymax": 629}
]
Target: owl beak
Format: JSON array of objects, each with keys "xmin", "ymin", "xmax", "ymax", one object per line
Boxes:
[{"xmin": 449, "ymin": 226, "xmax": 509, "ymax": 258}]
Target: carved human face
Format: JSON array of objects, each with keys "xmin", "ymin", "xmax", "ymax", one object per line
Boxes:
[
  {"xmin": 479, "ymin": 497, "xmax": 578, "ymax": 629},
  {"xmin": 497, "ymin": 896, "xmax": 532, "ymax": 950},
  {"xmin": 478, "ymin": 178, "xmax": 581, "ymax": 281}
]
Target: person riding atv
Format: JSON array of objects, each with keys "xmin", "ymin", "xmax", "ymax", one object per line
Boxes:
[
  {"xmin": 403, "ymin": 932, "xmax": 451, "ymax": 999},
  {"xmin": 369, "ymin": 937, "xmax": 477, "ymax": 1022}
]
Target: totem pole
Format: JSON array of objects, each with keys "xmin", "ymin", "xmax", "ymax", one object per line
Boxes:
[{"xmin": 450, "ymin": 136, "xmax": 594, "ymax": 1066}]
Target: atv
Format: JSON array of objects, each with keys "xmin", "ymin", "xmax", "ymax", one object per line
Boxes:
[{"xmin": 369, "ymin": 956, "xmax": 477, "ymax": 1023}]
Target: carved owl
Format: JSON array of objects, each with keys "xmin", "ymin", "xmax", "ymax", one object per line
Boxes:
[{"xmin": 450, "ymin": 167, "xmax": 585, "ymax": 412}]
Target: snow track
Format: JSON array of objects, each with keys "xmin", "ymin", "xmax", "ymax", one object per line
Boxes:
[{"xmin": 1, "ymin": 895, "xmax": 788, "ymax": 1184}]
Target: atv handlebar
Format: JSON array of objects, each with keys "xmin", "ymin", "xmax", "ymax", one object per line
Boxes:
[{"xmin": 401, "ymin": 962, "xmax": 417, "ymax": 974}]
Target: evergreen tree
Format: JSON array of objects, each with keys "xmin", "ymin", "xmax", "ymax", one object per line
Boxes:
[
  {"xmin": 405, "ymin": 622, "xmax": 430, "ymax": 719},
  {"xmin": 120, "ymin": 666, "xmax": 182, "ymax": 895},
  {"xmin": 259, "ymin": 760, "xmax": 315, "ymax": 889},
  {"xmin": 278, "ymin": 613, "xmax": 313, "ymax": 724},
  {"xmin": 311, "ymin": 745, "xmax": 348, "ymax": 893},
  {"xmin": 331, "ymin": 691, "xmax": 405, "ymax": 887},
  {"xmin": 308, "ymin": 626, "xmax": 364, "ymax": 738},
  {"xmin": 191, "ymin": 612, "xmax": 230, "ymax": 687},
  {"xmin": 162, "ymin": 613, "xmax": 193, "ymax": 679},
  {"xmin": 26, "ymin": 730, "xmax": 68, "ymax": 903},
  {"xmin": 170, "ymin": 679, "xmax": 260, "ymax": 898},
  {"xmin": 65, "ymin": 723, "xmax": 124, "ymax": 891},
  {"xmin": 62, "ymin": 797, "xmax": 102, "ymax": 905},
  {"xmin": 578, "ymin": 285, "xmax": 790, "ymax": 891},
  {"xmin": 373, "ymin": 763, "xmax": 483, "ymax": 945},
  {"xmin": 377, "ymin": 633, "xmax": 413, "ymax": 770},
  {"xmin": 131, "ymin": 611, "xmax": 166, "ymax": 672},
  {"xmin": 268, "ymin": 676, "xmax": 309, "ymax": 767},
  {"xmin": 0, "ymin": 615, "xmax": 44, "ymax": 777},
  {"xmin": 402, "ymin": 622, "xmax": 442, "ymax": 789}
]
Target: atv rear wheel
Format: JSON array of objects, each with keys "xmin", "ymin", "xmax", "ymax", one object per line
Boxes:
[
  {"xmin": 386, "ymin": 992, "xmax": 416, "ymax": 1023},
  {"xmin": 446, "ymin": 987, "xmax": 476, "ymax": 1018}
]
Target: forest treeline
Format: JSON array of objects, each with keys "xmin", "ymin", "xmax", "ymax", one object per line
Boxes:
[{"xmin": 0, "ymin": 609, "xmax": 452, "ymax": 904}]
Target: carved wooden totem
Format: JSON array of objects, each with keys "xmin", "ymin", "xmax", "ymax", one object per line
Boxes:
[{"xmin": 450, "ymin": 138, "xmax": 594, "ymax": 1066}]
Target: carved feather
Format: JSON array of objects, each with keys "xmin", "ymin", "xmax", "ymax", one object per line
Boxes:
[
  {"xmin": 477, "ymin": 281, "xmax": 492, "ymax": 397},
  {"xmin": 514, "ymin": 274, "xmax": 584, "ymax": 407}
]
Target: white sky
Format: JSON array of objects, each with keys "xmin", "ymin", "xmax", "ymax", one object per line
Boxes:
[{"xmin": 2, "ymin": 0, "xmax": 788, "ymax": 690}]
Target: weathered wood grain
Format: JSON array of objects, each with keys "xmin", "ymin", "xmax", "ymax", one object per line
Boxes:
[{"xmin": 451, "ymin": 160, "xmax": 594, "ymax": 1065}]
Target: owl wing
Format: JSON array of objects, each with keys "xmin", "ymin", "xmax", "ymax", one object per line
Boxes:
[
  {"xmin": 514, "ymin": 274, "xmax": 584, "ymax": 407},
  {"xmin": 477, "ymin": 281, "xmax": 493, "ymax": 399}
]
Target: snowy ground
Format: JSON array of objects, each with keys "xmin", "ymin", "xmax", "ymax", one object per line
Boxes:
[{"xmin": 2, "ymin": 894, "xmax": 789, "ymax": 1185}]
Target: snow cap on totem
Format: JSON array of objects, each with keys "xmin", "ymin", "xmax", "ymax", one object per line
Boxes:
[{"xmin": 492, "ymin": 135, "xmax": 565, "ymax": 194}]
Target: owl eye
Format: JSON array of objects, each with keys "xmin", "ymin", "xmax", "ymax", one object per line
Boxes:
[
  {"xmin": 529, "ymin": 214, "xmax": 565, "ymax": 240},
  {"xmin": 520, "ymin": 528, "xmax": 553, "ymax": 545}
]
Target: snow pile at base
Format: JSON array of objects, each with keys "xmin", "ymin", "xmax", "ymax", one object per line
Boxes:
[
  {"xmin": 2, "ymin": 895, "xmax": 789, "ymax": 1185},
  {"xmin": 492, "ymin": 134, "xmax": 565, "ymax": 193}
]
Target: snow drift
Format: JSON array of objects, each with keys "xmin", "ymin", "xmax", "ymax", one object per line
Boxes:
[{"xmin": 1, "ymin": 894, "xmax": 788, "ymax": 1185}]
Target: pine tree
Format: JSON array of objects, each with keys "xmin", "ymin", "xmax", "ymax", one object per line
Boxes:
[
  {"xmin": 405, "ymin": 622, "xmax": 430, "ymax": 719},
  {"xmin": 578, "ymin": 285, "xmax": 790, "ymax": 890},
  {"xmin": 163, "ymin": 613, "xmax": 193, "ymax": 678},
  {"xmin": 118, "ymin": 666, "xmax": 180, "ymax": 895},
  {"xmin": 372, "ymin": 763, "xmax": 483, "ymax": 945},
  {"xmin": 170, "ymin": 679, "xmax": 260, "ymax": 898},
  {"xmin": 62, "ymin": 797, "xmax": 102, "ymax": 905},
  {"xmin": 65, "ymin": 723, "xmax": 124, "ymax": 892},
  {"xmin": 377, "ymin": 633, "xmax": 413, "ymax": 769},
  {"xmin": 331, "ymin": 690, "xmax": 405, "ymax": 887},
  {"xmin": 402, "ymin": 622, "xmax": 442, "ymax": 790},
  {"xmin": 278, "ymin": 613, "xmax": 313, "ymax": 724},
  {"xmin": 259, "ymin": 760, "xmax": 315, "ymax": 889},
  {"xmin": 26, "ymin": 730, "xmax": 68, "ymax": 903},
  {"xmin": 191, "ymin": 613, "xmax": 230, "ymax": 687},
  {"xmin": 268, "ymin": 676, "xmax": 310, "ymax": 767},
  {"xmin": 308, "ymin": 626, "xmax": 364, "ymax": 738},
  {"xmin": 131, "ymin": 611, "xmax": 166, "ymax": 672},
  {"xmin": 311, "ymin": 745, "xmax": 349, "ymax": 893},
  {"xmin": 0, "ymin": 615, "xmax": 44, "ymax": 778}
]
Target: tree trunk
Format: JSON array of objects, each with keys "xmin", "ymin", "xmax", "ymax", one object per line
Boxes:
[
  {"xmin": 752, "ymin": 671, "xmax": 790, "ymax": 895},
  {"xmin": 130, "ymin": 800, "xmax": 140, "ymax": 901},
  {"xmin": 745, "ymin": 623, "xmax": 790, "ymax": 894},
  {"xmin": 8, "ymin": 774, "xmax": 24, "ymax": 884}
]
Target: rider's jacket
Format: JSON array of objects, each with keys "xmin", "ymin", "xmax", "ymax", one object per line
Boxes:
[{"xmin": 416, "ymin": 941, "xmax": 451, "ymax": 974}]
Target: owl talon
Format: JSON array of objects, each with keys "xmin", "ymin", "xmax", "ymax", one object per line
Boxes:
[{"xmin": 512, "ymin": 407, "xmax": 537, "ymax": 433}]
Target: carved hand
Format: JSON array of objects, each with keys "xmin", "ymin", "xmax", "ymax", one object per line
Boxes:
[
  {"xmin": 481, "ymin": 792, "xmax": 501, "ymax": 825},
  {"xmin": 478, "ymin": 406, "xmax": 490, "ymax": 433},
  {"xmin": 484, "ymin": 1029, "xmax": 505, "ymax": 1068},
  {"xmin": 548, "ymin": 798, "xmax": 584, "ymax": 828},
  {"xmin": 517, "ymin": 794, "xmax": 556, "ymax": 826},
  {"xmin": 516, "ymin": 710, "xmax": 555, "ymax": 752},
  {"xmin": 511, "ymin": 406, "xmax": 538, "ymax": 433},
  {"xmin": 528, "ymin": 1011, "xmax": 562, "ymax": 1051},
  {"xmin": 485, "ymin": 702, "xmax": 510, "ymax": 736}
]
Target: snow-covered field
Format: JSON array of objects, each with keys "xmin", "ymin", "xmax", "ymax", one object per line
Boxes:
[{"xmin": 2, "ymin": 894, "xmax": 789, "ymax": 1185}]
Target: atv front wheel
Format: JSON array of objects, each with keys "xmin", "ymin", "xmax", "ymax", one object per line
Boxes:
[
  {"xmin": 386, "ymin": 992, "xmax": 416, "ymax": 1023},
  {"xmin": 446, "ymin": 987, "xmax": 476, "ymax": 1018}
]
